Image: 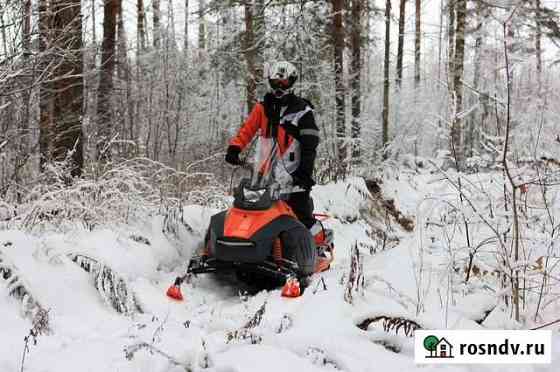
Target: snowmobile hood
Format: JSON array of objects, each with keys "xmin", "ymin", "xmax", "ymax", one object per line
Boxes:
[{"xmin": 224, "ymin": 203, "xmax": 295, "ymax": 240}]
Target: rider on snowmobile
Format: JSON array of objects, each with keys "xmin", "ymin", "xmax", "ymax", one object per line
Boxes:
[{"xmin": 225, "ymin": 61, "xmax": 320, "ymax": 229}]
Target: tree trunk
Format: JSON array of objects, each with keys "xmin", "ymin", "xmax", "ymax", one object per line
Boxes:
[
  {"xmin": 96, "ymin": 0, "xmax": 119, "ymax": 162},
  {"xmin": 21, "ymin": 0, "xmax": 32, "ymax": 134},
  {"xmin": 332, "ymin": 0, "xmax": 346, "ymax": 172},
  {"xmin": 184, "ymin": 0, "xmax": 189, "ymax": 52},
  {"xmin": 254, "ymin": 0, "xmax": 265, "ymax": 98},
  {"xmin": 472, "ymin": 2, "xmax": 483, "ymax": 98},
  {"xmin": 436, "ymin": 0, "xmax": 444, "ymax": 150},
  {"xmin": 447, "ymin": 0, "xmax": 455, "ymax": 90},
  {"xmin": 437, "ymin": 0, "xmax": 443, "ymax": 81},
  {"xmin": 38, "ymin": 0, "xmax": 52, "ymax": 171},
  {"xmin": 244, "ymin": 0, "xmax": 256, "ymax": 112},
  {"xmin": 350, "ymin": 0, "xmax": 362, "ymax": 163},
  {"xmin": 198, "ymin": 0, "xmax": 206, "ymax": 50},
  {"xmin": 91, "ymin": 0, "xmax": 96, "ymax": 46},
  {"xmin": 135, "ymin": 0, "xmax": 145, "ymax": 157},
  {"xmin": 0, "ymin": 8, "xmax": 8, "ymax": 55},
  {"xmin": 51, "ymin": 0, "xmax": 84, "ymax": 176},
  {"xmin": 167, "ymin": 0, "xmax": 177, "ymax": 46},
  {"xmin": 16, "ymin": 0, "xmax": 33, "ymax": 199},
  {"xmin": 137, "ymin": 0, "xmax": 146, "ymax": 51},
  {"xmin": 117, "ymin": 0, "xmax": 130, "ymax": 157},
  {"xmin": 535, "ymin": 0, "xmax": 542, "ymax": 93},
  {"xmin": 414, "ymin": 0, "xmax": 421, "ymax": 87},
  {"xmin": 382, "ymin": 0, "xmax": 391, "ymax": 148},
  {"xmin": 469, "ymin": 0, "xmax": 485, "ymax": 158},
  {"xmin": 22, "ymin": 0, "xmax": 31, "ymax": 53},
  {"xmin": 450, "ymin": 0, "xmax": 466, "ymax": 168},
  {"xmin": 153, "ymin": 0, "xmax": 161, "ymax": 48},
  {"xmin": 396, "ymin": 0, "xmax": 406, "ymax": 88},
  {"xmin": 117, "ymin": 1, "xmax": 127, "ymax": 80}
]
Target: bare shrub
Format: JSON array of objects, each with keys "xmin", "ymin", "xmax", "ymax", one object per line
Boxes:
[
  {"xmin": 20, "ymin": 308, "xmax": 51, "ymax": 372},
  {"xmin": 9, "ymin": 157, "xmax": 227, "ymax": 232}
]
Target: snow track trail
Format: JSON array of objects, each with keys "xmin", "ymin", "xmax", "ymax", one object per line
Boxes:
[{"xmin": 0, "ymin": 177, "xmax": 558, "ymax": 372}]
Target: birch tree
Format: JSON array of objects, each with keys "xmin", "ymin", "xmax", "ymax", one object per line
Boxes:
[{"xmin": 450, "ymin": 0, "xmax": 466, "ymax": 167}]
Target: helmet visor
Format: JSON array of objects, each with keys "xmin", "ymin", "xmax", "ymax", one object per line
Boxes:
[{"xmin": 269, "ymin": 78, "xmax": 290, "ymax": 90}]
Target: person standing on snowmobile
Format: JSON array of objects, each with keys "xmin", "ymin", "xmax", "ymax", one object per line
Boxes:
[{"xmin": 225, "ymin": 61, "xmax": 320, "ymax": 229}]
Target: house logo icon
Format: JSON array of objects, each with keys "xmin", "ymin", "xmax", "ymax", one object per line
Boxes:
[{"xmin": 423, "ymin": 335, "xmax": 454, "ymax": 358}]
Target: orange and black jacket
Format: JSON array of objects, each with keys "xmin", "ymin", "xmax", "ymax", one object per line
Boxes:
[{"xmin": 230, "ymin": 93, "xmax": 320, "ymax": 186}]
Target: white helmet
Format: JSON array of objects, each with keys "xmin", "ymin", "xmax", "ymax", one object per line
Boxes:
[{"xmin": 264, "ymin": 61, "xmax": 298, "ymax": 97}]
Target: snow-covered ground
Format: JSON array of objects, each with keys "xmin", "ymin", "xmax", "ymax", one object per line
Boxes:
[{"xmin": 1, "ymin": 172, "xmax": 558, "ymax": 372}]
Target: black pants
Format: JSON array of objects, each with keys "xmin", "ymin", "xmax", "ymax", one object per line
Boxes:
[{"xmin": 287, "ymin": 190, "xmax": 315, "ymax": 229}]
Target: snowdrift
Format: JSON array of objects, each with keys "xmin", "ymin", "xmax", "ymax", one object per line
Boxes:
[{"xmin": 0, "ymin": 175, "xmax": 558, "ymax": 372}]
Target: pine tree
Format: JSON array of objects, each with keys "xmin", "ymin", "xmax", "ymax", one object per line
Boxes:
[
  {"xmin": 96, "ymin": 0, "xmax": 119, "ymax": 162},
  {"xmin": 414, "ymin": 0, "xmax": 421, "ymax": 87},
  {"xmin": 332, "ymin": 0, "xmax": 346, "ymax": 173},
  {"xmin": 137, "ymin": 0, "xmax": 147, "ymax": 52},
  {"xmin": 153, "ymin": 0, "xmax": 161, "ymax": 48},
  {"xmin": 382, "ymin": 0, "xmax": 391, "ymax": 149},
  {"xmin": 396, "ymin": 0, "xmax": 406, "ymax": 88},
  {"xmin": 535, "ymin": 0, "xmax": 542, "ymax": 93},
  {"xmin": 350, "ymin": 0, "xmax": 362, "ymax": 163},
  {"xmin": 198, "ymin": 0, "xmax": 206, "ymax": 50},
  {"xmin": 447, "ymin": 0, "xmax": 455, "ymax": 90},
  {"xmin": 184, "ymin": 0, "xmax": 189, "ymax": 52},
  {"xmin": 51, "ymin": 0, "xmax": 84, "ymax": 176},
  {"xmin": 38, "ymin": 0, "xmax": 52, "ymax": 171}
]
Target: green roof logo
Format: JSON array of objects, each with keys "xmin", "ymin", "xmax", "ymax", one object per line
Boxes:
[{"xmin": 424, "ymin": 335, "xmax": 454, "ymax": 358}]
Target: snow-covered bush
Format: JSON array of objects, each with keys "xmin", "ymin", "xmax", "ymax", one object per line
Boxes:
[
  {"xmin": 69, "ymin": 253, "xmax": 141, "ymax": 315},
  {"xmin": 2, "ymin": 157, "xmax": 227, "ymax": 232},
  {"xmin": 0, "ymin": 249, "xmax": 48, "ymax": 322}
]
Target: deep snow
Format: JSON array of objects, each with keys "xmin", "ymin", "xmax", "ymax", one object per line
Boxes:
[{"xmin": 0, "ymin": 173, "xmax": 558, "ymax": 372}]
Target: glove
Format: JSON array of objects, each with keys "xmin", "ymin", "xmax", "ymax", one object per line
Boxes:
[
  {"xmin": 225, "ymin": 145, "xmax": 242, "ymax": 165},
  {"xmin": 291, "ymin": 170, "xmax": 315, "ymax": 190}
]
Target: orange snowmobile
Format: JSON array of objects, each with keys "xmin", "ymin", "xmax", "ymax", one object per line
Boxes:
[{"xmin": 167, "ymin": 138, "xmax": 334, "ymax": 299}]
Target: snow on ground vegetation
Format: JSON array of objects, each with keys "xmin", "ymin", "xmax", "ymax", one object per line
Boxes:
[{"xmin": 0, "ymin": 165, "xmax": 559, "ymax": 372}]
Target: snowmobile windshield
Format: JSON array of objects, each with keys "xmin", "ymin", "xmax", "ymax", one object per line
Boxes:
[
  {"xmin": 249, "ymin": 136, "xmax": 293, "ymax": 189},
  {"xmin": 232, "ymin": 136, "xmax": 300, "ymax": 209}
]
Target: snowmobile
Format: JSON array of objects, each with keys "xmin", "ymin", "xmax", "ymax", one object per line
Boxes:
[{"xmin": 166, "ymin": 138, "xmax": 334, "ymax": 299}]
